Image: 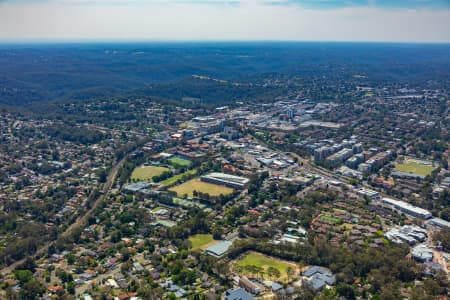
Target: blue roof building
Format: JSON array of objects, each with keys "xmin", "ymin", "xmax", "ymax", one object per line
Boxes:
[
  {"xmin": 271, "ymin": 282, "xmax": 283, "ymax": 292},
  {"xmin": 225, "ymin": 288, "xmax": 254, "ymax": 300}
]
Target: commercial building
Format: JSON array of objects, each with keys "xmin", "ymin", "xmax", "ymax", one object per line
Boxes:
[
  {"xmin": 337, "ymin": 166, "xmax": 362, "ymax": 178},
  {"xmin": 221, "ymin": 126, "xmax": 240, "ymax": 140},
  {"xmin": 352, "ymin": 143, "xmax": 363, "ymax": 154},
  {"xmin": 314, "ymin": 146, "xmax": 332, "ymax": 161},
  {"xmin": 427, "ymin": 218, "xmax": 450, "ymax": 229},
  {"xmin": 286, "ymin": 108, "xmax": 294, "ymax": 118},
  {"xmin": 366, "ymin": 150, "xmax": 393, "ymax": 170},
  {"xmin": 326, "ymin": 148, "xmax": 353, "ymax": 166},
  {"xmin": 190, "ymin": 117, "xmax": 225, "ymax": 135},
  {"xmin": 358, "ymin": 163, "xmax": 371, "ymax": 173},
  {"xmin": 380, "ymin": 197, "xmax": 432, "ymax": 219},
  {"xmin": 357, "ymin": 188, "xmax": 380, "ymax": 201},
  {"xmin": 201, "ymin": 172, "xmax": 249, "ymax": 189},
  {"xmin": 183, "ymin": 130, "xmax": 195, "ymax": 139},
  {"xmin": 346, "ymin": 153, "xmax": 364, "ymax": 169}
]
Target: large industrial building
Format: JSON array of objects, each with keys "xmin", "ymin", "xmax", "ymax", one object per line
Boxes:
[
  {"xmin": 427, "ymin": 218, "xmax": 450, "ymax": 229},
  {"xmin": 201, "ymin": 172, "xmax": 249, "ymax": 189},
  {"xmin": 205, "ymin": 240, "xmax": 233, "ymax": 258},
  {"xmin": 380, "ymin": 197, "xmax": 432, "ymax": 219}
]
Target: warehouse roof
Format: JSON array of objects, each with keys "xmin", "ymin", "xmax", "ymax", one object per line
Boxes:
[
  {"xmin": 204, "ymin": 172, "xmax": 249, "ymax": 184},
  {"xmin": 382, "ymin": 197, "xmax": 432, "ymax": 218},
  {"xmin": 206, "ymin": 240, "xmax": 233, "ymax": 258},
  {"xmin": 428, "ymin": 218, "xmax": 450, "ymax": 229}
]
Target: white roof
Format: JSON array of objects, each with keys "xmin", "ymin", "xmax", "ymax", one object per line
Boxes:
[
  {"xmin": 382, "ymin": 197, "xmax": 431, "ymax": 217},
  {"xmin": 412, "ymin": 244, "xmax": 433, "ymax": 260},
  {"xmin": 357, "ymin": 188, "xmax": 379, "ymax": 196},
  {"xmin": 205, "ymin": 172, "xmax": 249, "ymax": 184},
  {"xmin": 429, "ymin": 218, "xmax": 450, "ymax": 228}
]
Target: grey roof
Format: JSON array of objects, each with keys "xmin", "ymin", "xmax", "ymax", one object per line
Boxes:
[
  {"xmin": 123, "ymin": 182, "xmax": 151, "ymax": 192},
  {"xmin": 391, "ymin": 171, "xmax": 426, "ymax": 179},
  {"xmin": 206, "ymin": 240, "xmax": 233, "ymax": 258},
  {"xmin": 286, "ymin": 287, "xmax": 295, "ymax": 294},
  {"xmin": 202, "ymin": 172, "xmax": 249, "ymax": 184},
  {"xmin": 309, "ymin": 277, "xmax": 326, "ymax": 291},
  {"xmin": 169, "ymin": 284, "xmax": 180, "ymax": 292},
  {"xmin": 303, "ymin": 266, "xmax": 336, "ymax": 291},
  {"xmin": 412, "ymin": 244, "xmax": 433, "ymax": 261},
  {"xmin": 307, "ymin": 273, "xmax": 336, "ymax": 291},
  {"xmin": 429, "ymin": 218, "xmax": 450, "ymax": 229},
  {"xmin": 302, "ymin": 266, "xmax": 330, "ymax": 277},
  {"xmin": 424, "ymin": 262, "xmax": 445, "ymax": 272},
  {"xmin": 272, "ymin": 282, "xmax": 283, "ymax": 291},
  {"xmin": 175, "ymin": 289, "xmax": 187, "ymax": 298},
  {"xmin": 381, "ymin": 197, "xmax": 432, "ymax": 219},
  {"xmin": 225, "ymin": 288, "xmax": 254, "ymax": 300}
]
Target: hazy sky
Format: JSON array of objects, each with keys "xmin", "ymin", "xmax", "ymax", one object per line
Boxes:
[{"xmin": 0, "ymin": 0, "xmax": 449, "ymax": 42}]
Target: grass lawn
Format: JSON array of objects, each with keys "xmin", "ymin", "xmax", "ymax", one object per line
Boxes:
[
  {"xmin": 320, "ymin": 215, "xmax": 341, "ymax": 223},
  {"xmin": 235, "ymin": 252, "xmax": 297, "ymax": 282},
  {"xmin": 169, "ymin": 157, "xmax": 192, "ymax": 167},
  {"xmin": 161, "ymin": 169, "xmax": 197, "ymax": 186},
  {"xmin": 394, "ymin": 161, "xmax": 435, "ymax": 176},
  {"xmin": 131, "ymin": 166, "xmax": 170, "ymax": 181},
  {"xmin": 168, "ymin": 178, "xmax": 233, "ymax": 197},
  {"xmin": 189, "ymin": 234, "xmax": 217, "ymax": 251}
]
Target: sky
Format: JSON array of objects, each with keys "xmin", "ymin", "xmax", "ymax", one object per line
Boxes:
[{"xmin": 0, "ymin": 0, "xmax": 449, "ymax": 43}]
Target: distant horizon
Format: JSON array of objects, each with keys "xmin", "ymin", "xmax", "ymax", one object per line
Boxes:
[
  {"xmin": 1, "ymin": 1, "xmax": 449, "ymax": 43},
  {"xmin": 1, "ymin": 40, "xmax": 450, "ymax": 46}
]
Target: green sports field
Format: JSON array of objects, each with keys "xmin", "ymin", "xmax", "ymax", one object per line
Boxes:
[
  {"xmin": 189, "ymin": 234, "xmax": 217, "ymax": 251},
  {"xmin": 169, "ymin": 157, "xmax": 192, "ymax": 167},
  {"xmin": 168, "ymin": 178, "xmax": 233, "ymax": 197},
  {"xmin": 160, "ymin": 169, "xmax": 197, "ymax": 186},
  {"xmin": 235, "ymin": 252, "xmax": 297, "ymax": 282},
  {"xmin": 394, "ymin": 161, "xmax": 435, "ymax": 176},
  {"xmin": 131, "ymin": 166, "xmax": 170, "ymax": 181}
]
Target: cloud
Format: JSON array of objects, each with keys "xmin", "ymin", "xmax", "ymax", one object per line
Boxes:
[
  {"xmin": 2, "ymin": 0, "xmax": 449, "ymax": 8},
  {"xmin": 0, "ymin": 0, "xmax": 449, "ymax": 42}
]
